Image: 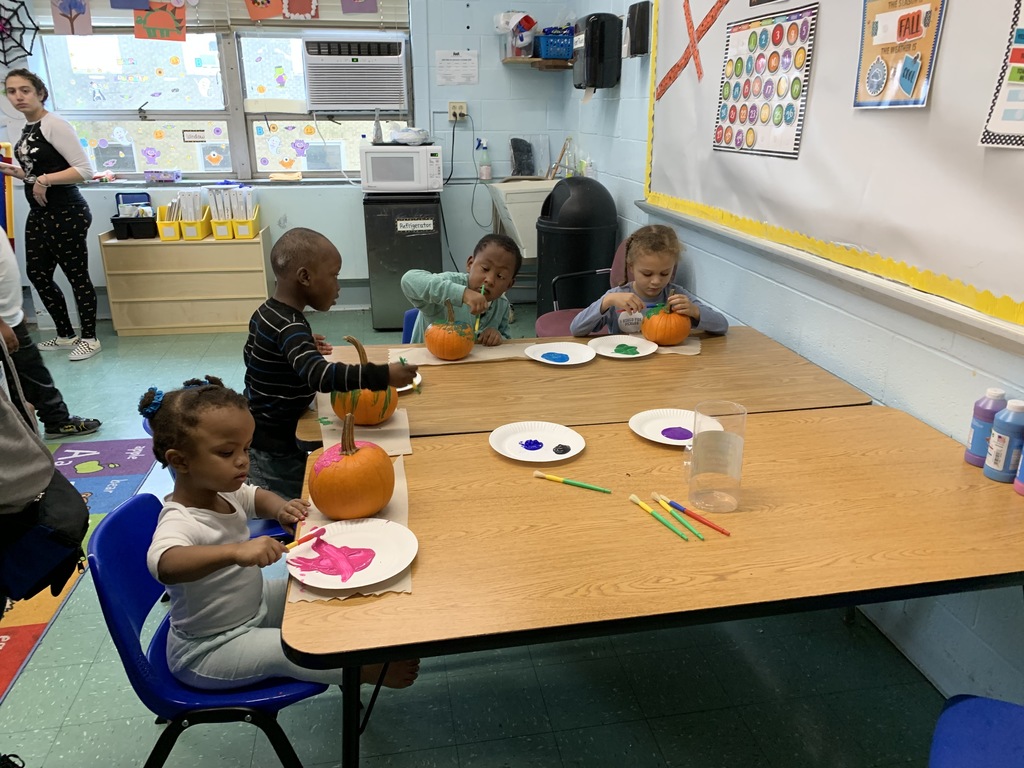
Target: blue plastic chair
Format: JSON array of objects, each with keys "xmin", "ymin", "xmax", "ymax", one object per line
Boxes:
[
  {"xmin": 401, "ymin": 307, "xmax": 419, "ymax": 344},
  {"xmin": 88, "ymin": 493, "xmax": 327, "ymax": 768},
  {"xmin": 143, "ymin": 417, "xmax": 290, "ymax": 541},
  {"xmin": 928, "ymin": 694, "xmax": 1024, "ymax": 766}
]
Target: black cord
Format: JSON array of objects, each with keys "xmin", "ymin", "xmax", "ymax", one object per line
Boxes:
[
  {"xmin": 444, "ymin": 118, "xmax": 457, "ymax": 185},
  {"xmin": 437, "ymin": 200, "xmax": 462, "ymax": 271},
  {"xmin": 465, "ymin": 114, "xmax": 493, "ymax": 230}
]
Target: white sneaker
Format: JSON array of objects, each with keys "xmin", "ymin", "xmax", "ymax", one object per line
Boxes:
[
  {"xmin": 68, "ymin": 338, "xmax": 102, "ymax": 361},
  {"xmin": 37, "ymin": 335, "xmax": 79, "ymax": 351}
]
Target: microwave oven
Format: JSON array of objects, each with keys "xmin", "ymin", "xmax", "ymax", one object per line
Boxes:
[{"xmin": 360, "ymin": 144, "xmax": 443, "ymax": 193}]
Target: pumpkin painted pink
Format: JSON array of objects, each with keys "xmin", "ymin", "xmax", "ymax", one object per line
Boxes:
[{"xmin": 308, "ymin": 414, "xmax": 394, "ymax": 520}]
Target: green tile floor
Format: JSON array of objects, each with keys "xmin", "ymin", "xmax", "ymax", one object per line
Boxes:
[{"xmin": 0, "ymin": 307, "xmax": 945, "ymax": 766}]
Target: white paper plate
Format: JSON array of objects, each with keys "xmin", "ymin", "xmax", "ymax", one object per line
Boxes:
[
  {"xmin": 587, "ymin": 335, "xmax": 658, "ymax": 359},
  {"xmin": 629, "ymin": 409, "xmax": 698, "ymax": 447},
  {"xmin": 396, "ymin": 372, "xmax": 423, "ymax": 394},
  {"xmin": 524, "ymin": 342, "xmax": 596, "ymax": 366},
  {"xmin": 629, "ymin": 409, "xmax": 725, "ymax": 447},
  {"xmin": 488, "ymin": 421, "xmax": 586, "ymax": 462},
  {"xmin": 286, "ymin": 518, "xmax": 418, "ymax": 590}
]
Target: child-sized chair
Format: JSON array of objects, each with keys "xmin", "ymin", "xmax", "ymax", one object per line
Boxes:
[
  {"xmin": 88, "ymin": 493, "xmax": 327, "ymax": 768},
  {"xmin": 534, "ymin": 239, "xmax": 628, "ymax": 337},
  {"xmin": 402, "ymin": 307, "xmax": 419, "ymax": 344},
  {"xmin": 928, "ymin": 694, "xmax": 1024, "ymax": 766}
]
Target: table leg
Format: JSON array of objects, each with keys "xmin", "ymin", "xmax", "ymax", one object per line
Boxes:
[{"xmin": 342, "ymin": 666, "xmax": 361, "ymax": 768}]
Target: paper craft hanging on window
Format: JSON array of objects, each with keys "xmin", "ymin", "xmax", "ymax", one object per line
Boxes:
[
  {"xmin": 282, "ymin": 0, "xmax": 317, "ymax": 20},
  {"xmin": 0, "ymin": 0, "xmax": 40, "ymax": 66},
  {"xmin": 51, "ymin": 0, "xmax": 92, "ymax": 35},
  {"xmin": 245, "ymin": 0, "xmax": 282, "ymax": 21},
  {"xmin": 134, "ymin": 0, "xmax": 186, "ymax": 41},
  {"xmin": 341, "ymin": 0, "xmax": 377, "ymax": 13},
  {"xmin": 110, "ymin": 0, "xmax": 150, "ymax": 10}
]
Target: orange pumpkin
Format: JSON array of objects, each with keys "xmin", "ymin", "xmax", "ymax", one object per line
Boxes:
[
  {"xmin": 330, "ymin": 335, "xmax": 397, "ymax": 425},
  {"xmin": 641, "ymin": 302, "xmax": 691, "ymax": 346},
  {"xmin": 308, "ymin": 413, "xmax": 395, "ymax": 520},
  {"xmin": 424, "ymin": 298, "xmax": 474, "ymax": 361}
]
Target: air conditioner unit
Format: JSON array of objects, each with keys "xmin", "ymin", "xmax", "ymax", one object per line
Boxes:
[{"xmin": 302, "ymin": 31, "xmax": 410, "ymax": 113}]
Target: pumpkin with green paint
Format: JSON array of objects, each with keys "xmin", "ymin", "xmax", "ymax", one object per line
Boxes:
[
  {"xmin": 330, "ymin": 335, "xmax": 397, "ymax": 426},
  {"xmin": 424, "ymin": 298, "xmax": 475, "ymax": 361},
  {"xmin": 308, "ymin": 413, "xmax": 394, "ymax": 520},
  {"xmin": 641, "ymin": 302, "xmax": 691, "ymax": 346}
]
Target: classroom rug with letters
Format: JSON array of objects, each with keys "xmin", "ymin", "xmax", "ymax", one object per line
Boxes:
[{"xmin": 0, "ymin": 436, "xmax": 157, "ymax": 702}]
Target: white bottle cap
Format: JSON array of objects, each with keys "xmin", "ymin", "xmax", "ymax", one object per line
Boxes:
[
  {"xmin": 987, "ymin": 387, "xmax": 1007, "ymax": 399},
  {"xmin": 1006, "ymin": 399, "xmax": 1024, "ymax": 412}
]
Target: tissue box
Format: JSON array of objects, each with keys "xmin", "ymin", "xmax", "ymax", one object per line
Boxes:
[{"xmin": 144, "ymin": 169, "xmax": 182, "ymax": 183}]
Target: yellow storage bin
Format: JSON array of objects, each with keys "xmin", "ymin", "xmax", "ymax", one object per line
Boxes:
[
  {"xmin": 232, "ymin": 206, "xmax": 260, "ymax": 240},
  {"xmin": 156, "ymin": 206, "xmax": 181, "ymax": 241},
  {"xmin": 181, "ymin": 207, "xmax": 212, "ymax": 241},
  {"xmin": 211, "ymin": 218, "xmax": 234, "ymax": 240}
]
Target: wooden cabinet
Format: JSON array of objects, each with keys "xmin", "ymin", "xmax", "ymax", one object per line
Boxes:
[{"xmin": 99, "ymin": 228, "xmax": 271, "ymax": 336}]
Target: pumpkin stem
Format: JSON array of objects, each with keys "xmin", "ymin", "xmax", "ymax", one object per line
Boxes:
[
  {"xmin": 443, "ymin": 298, "xmax": 456, "ymax": 324},
  {"xmin": 343, "ymin": 335, "xmax": 369, "ymax": 365},
  {"xmin": 341, "ymin": 413, "xmax": 357, "ymax": 455}
]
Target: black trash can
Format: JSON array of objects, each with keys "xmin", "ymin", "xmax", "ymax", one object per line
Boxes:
[{"xmin": 535, "ymin": 177, "xmax": 618, "ymax": 316}]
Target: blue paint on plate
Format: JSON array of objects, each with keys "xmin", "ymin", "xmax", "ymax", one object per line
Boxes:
[
  {"xmin": 541, "ymin": 352, "xmax": 571, "ymax": 363},
  {"xmin": 520, "ymin": 439, "xmax": 544, "ymax": 451}
]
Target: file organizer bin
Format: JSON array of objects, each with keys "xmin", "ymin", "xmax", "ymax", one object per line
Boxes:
[
  {"xmin": 232, "ymin": 206, "xmax": 260, "ymax": 239},
  {"xmin": 111, "ymin": 191, "xmax": 157, "ymax": 239},
  {"xmin": 156, "ymin": 206, "xmax": 181, "ymax": 241},
  {"xmin": 181, "ymin": 207, "xmax": 213, "ymax": 240},
  {"xmin": 211, "ymin": 217, "xmax": 234, "ymax": 240},
  {"xmin": 110, "ymin": 215, "xmax": 158, "ymax": 239}
]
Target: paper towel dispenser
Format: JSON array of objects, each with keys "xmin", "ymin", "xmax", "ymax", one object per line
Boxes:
[{"xmin": 572, "ymin": 13, "xmax": 623, "ymax": 90}]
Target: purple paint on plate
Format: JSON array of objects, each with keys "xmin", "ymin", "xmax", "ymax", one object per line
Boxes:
[
  {"xmin": 520, "ymin": 439, "xmax": 544, "ymax": 451},
  {"xmin": 661, "ymin": 426, "xmax": 693, "ymax": 441},
  {"xmin": 541, "ymin": 352, "xmax": 571, "ymax": 363}
]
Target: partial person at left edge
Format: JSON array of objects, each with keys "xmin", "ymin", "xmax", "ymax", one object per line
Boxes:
[
  {"xmin": 0, "ymin": 68, "xmax": 100, "ymax": 362},
  {"xmin": 0, "ymin": 225, "xmax": 101, "ymax": 438}
]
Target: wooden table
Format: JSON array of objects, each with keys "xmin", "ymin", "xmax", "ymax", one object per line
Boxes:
[
  {"xmin": 296, "ymin": 327, "xmax": 871, "ymax": 440},
  {"xmin": 284, "ymin": 407, "xmax": 1024, "ymax": 766}
]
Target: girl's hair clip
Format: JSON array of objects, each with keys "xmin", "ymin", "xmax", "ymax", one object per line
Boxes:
[{"xmin": 141, "ymin": 387, "xmax": 164, "ymax": 418}]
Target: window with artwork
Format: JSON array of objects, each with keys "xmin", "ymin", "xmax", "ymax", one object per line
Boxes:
[{"xmin": 28, "ymin": 0, "xmax": 412, "ymax": 180}]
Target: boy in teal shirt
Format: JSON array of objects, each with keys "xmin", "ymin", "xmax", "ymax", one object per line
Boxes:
[{"xmin": 401, "ymin": 234, "xmax": 522, "ymax": 346}]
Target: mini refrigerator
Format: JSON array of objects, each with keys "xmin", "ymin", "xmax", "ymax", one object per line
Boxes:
[{"xmin": 362, "ymin": 193, "xmax": 442, "ymax": 330}]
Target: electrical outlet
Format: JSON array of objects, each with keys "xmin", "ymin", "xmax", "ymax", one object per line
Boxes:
[{"xmin": 448, "ymin": 101, "xmax": 468, "ymax": 122}]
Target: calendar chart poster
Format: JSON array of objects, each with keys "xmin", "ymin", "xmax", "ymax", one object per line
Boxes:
[
  {"xmin": 854, "ymin": 0, "xmax": 947, "ymax": 109},
  {"xmin": 712, "ymin": 3, "xmax": 818, "ymax": 159},
  {"xmin": 981, "ymin": 1, "xmax": 1024, "ymax": 147}
]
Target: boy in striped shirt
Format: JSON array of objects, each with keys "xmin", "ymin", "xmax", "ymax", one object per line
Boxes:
[{"xmin": 243, "ymin": 228, "xmax": 417, "ymax": 500}]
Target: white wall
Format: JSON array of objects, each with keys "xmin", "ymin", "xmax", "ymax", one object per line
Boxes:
[{"xmin": 565, "ymin": 0, "xmax": 1024, "ymax": 703}]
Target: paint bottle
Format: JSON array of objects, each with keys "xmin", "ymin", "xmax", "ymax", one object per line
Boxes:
[
  {"xmin": 983, "ymin": 400, "xmax": 1024, "ymax": 483},
  {"xmin": 1015, "ymin": 452, "xmax": 1024, "ymax": 496},
  {"xmin": 964, "ymin": 387, "xmax": 1007, "ymax": 467}
]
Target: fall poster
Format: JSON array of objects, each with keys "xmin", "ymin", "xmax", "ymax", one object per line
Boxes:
[{"xmin": 134, "ymin": 0, "xmax": 186, "ymax": 41}]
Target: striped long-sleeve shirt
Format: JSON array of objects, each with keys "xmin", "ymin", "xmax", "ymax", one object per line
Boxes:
[{"xmin": 243, "ymin": 298, "xmax": 389, "ymax": 451}]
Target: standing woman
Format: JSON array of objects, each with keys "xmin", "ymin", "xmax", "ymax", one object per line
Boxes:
[{"xmin": 0, "ymin": 69, "xmax": 99, "ymax": 361}]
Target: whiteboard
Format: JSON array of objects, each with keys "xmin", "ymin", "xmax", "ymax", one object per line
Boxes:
[{"xmin": 647, "ymin": 0, "xmax": 1024, "ymax": 325}]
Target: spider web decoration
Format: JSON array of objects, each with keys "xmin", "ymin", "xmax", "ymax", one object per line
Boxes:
[{"xmin": 0, "ymin": 0, "xmax": 39, "ymax": 67}]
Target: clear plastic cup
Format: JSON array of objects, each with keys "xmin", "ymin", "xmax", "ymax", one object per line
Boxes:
[{"xmin": 688, "ymin": 400, "xmax": 746, "ymax": 512}]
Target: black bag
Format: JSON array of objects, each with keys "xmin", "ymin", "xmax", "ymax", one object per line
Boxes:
[{"xmin": 0, "ymin": 468, "xmax": 89, "ymax": 602}]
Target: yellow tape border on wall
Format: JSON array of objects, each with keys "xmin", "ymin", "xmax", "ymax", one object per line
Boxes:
[{"xmin": 644, "ymin": 0, "xmax": 1023, "ymax": 328}]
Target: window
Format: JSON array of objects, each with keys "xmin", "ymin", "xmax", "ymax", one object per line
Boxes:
[
  {"xmin": 28, "ymin": 2, "xmax": 412, "ymax": 180},
  {"xmin": 42, "ymin": 33, "xmax": 233, "ymax": 175}
]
